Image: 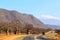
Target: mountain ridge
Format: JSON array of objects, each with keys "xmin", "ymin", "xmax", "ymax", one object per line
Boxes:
[{"xmin": 0, "ymin": 8, "xmax": 49, "ymax": 29}]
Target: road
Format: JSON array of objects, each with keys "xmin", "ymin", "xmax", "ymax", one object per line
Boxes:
[{"xmin": 13, "ymin": 35, "xmax": 55, "ymax": 40}]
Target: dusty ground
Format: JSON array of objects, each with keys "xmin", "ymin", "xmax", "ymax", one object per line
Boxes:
[
  {"xmin": 0, "ymin": 33, "xmax": 60, "ymax": 40},
  {"xmin": 0, "ymin": 34, "xmax": 27, "ymax": 40}
]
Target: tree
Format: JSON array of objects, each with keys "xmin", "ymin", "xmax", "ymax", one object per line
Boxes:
[
  {"xmin": 55, "ymin": 29, "xmax": 60, "ymax": 34},
  {"xmin": 24, "ymin": 24, "xmax": 33, "ymax": 34}
]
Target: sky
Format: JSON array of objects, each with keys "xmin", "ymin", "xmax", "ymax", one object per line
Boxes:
[{"xmin": 0, "ymin": 0, "xmax": 60, "ymax": 25}]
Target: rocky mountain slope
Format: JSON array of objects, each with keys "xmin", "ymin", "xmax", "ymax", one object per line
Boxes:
[{"xmin": 0, "ymin": 8, "xmax": 49, "ymax": 29}]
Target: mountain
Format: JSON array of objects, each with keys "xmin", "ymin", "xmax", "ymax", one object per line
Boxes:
[
  {"xmin": 40, "ymin": 18, "xmax": 60, "ymax": 29},
  {"xmin": 40, "ymin": 17, "xmax": 60, "ymax": 26},
  {"xmin": 46, "ymin": 24, "xmax": 60, "ymax": 29},
  {"xmin": 0, "ymin": 8, "xmax": 49, "ymax": 29}
]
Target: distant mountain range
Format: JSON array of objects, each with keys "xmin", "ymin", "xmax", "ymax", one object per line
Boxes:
[
  {"xmin": 46, "ymin": 24, "xmax": 60, "ymax": 29},
  {"xmin": 40, "ymin": 18, "xmax": 60, "ymax": 29},
  {"xmin": 0, "ymin": 8, "xmax": 49, "ymax": 29}
]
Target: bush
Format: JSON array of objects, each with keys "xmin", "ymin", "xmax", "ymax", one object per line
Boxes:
[{"xmin": 55, "ymin": 29, "xmax": 60, "ymax": 34}]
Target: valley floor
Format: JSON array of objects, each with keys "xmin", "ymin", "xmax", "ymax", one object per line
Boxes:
[{"xmin": 0, "ymin": 33, "xmax": 60, "ymax": 40}]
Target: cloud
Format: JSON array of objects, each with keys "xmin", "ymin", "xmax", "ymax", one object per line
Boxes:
[{"xmin": 41, "ymin": 15, "xmax": 60, "ymax": 21}]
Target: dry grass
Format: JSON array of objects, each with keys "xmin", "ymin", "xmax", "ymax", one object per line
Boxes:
[
  {"xmin": 0, "ymin": 34, "xmax": 27, "ymax": 40},
  {"xmin": 45, "ymin": 31, "xmax": 60, "ymax": 40},
  {"xmin": 0, "ymin": 32, "xmax": 60, "ymax": 40}
]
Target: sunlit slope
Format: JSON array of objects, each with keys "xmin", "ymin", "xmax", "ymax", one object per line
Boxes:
[{"xmin": 0, "ymin": 33, "xmax": 60, "ymax": 40}]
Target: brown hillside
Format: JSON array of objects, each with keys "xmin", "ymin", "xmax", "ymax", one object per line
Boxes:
[{"xmin": 0, "ymin": 8, "xmax": 49, "ymax": 28}]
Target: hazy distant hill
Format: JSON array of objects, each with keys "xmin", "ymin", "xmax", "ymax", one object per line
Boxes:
[{"xmin": 46, "ymin": 24, "xmax": 60, "ymax": 29}]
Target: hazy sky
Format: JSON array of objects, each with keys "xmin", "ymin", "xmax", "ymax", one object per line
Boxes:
[{"xmin": 0, "ymin": 0, "xmax": 60, "ymax": 25}]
